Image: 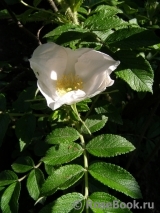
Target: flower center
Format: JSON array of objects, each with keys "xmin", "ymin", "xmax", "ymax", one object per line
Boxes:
[{"xmin": 56, "ymin": 73, "xmax": 83, "ymax": 96}]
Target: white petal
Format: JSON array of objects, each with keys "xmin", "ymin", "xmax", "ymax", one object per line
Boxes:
[
  {"xmin": 63, "ymin": 47, "xmax": 91, "ymax": 74},
  {"xmin": 75, "ymin": 49, "xmax": 120, "ymax": 82},
  {"xmin": 49, "ymin": 90, "xmax": 86, "ymax": 110},
  {"xmin": 29, "ymin": 43, "xmax": 67, "ymax": 79}
]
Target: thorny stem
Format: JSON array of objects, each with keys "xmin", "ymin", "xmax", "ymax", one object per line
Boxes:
[
  {"xmin": 47, "ymin": 0, "xmax": 58, "ymax": 12},
  {"xmin": 80, "ymin": 134, "xmax": 89, "ymax": 213},
  {"xmin": 20, "ymin": 0, "xmax": 54, "ymax": 15},
  {"xmin": 71, "ymin": 104, "xmax": 90, "ymax": 212},
  {"xmin": 71, "ymin": 104, "xmax": 91, "ymax": 135}
]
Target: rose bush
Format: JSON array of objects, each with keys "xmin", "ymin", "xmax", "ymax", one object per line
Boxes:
[{"xmin": 29, "ymin": 42, "xmax": 120, "ymax": 110}]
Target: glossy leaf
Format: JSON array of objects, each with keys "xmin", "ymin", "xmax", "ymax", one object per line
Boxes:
[
  {"xmin": 89, "ymin": 162, "xmax": 142, "ymax": 198},
  {"xmin": 116, "ymin": 50, "xmax": 153, "ymax": 92},
  {"xmin": 88, "ymin": 192, "xmax": 132, "ymax": 213},
  {"xmin": 84, "ymin": 14, "xmax": 128, "ymax": 30},
  {"xmin": 41, "ymin": 143, "xmax": 83, "ymax": 165},
  {"xmin": 0, "ymin": 171, "xmax": 18, "ymax": 187},
  {"xmin": 46, "ymin": 127, "xmax": 80, "ymax": 144},
  {"xmin": 1, "ymin": 181, "xmax": 20, "ymax": 213},
  {"xmin": 86, "ymin": 134, "xmax": 135, "ymax": 157},
  {"xmin": 81, "ymin": 115, "xmax": 108, "ymax": 134},
  {"xmin": 27, "ymin": 169, "xmax": 45, "ymax": 200},
  {"xmin": 39, "ymin": 193, "xmax": 85, "ymax": 213},
  {"xmin": 41, "ymin": 165, "xmax": 84, "ymax": 196},
  {"xmin": 11, "ymin": 156, "xmax": 34, "ymax": 173}
]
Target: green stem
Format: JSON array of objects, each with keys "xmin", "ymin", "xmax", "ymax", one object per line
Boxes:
[
  {"xmin": 20, "ymin": 0, "xmax": 54, "ymax": 15},
  {"xmin": 71, "ymin": 104, "xmax": 91, "ymax": 135},
  {"xmin": 80, "ymin": 134, "xmax": 89, "ymax": 213}
]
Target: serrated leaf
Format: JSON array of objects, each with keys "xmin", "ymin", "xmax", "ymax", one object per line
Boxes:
[
  {"xmin": 81, "ymin": 115, "xmax": 108, "ymax": 134},
  {"xmin": 84, "ymin": 14, "xmax": 128, "ymax": 30},
  {"xmin": 0, "ymin": 113, "xmax": 10, "ymax": 147},
  {"xmin": 89, "ymin": 162, "xmax": 142, "ymax": 199},
  {"xmin": 0, "ymin": 171, "xmax": 18, "ymax": 187},
  {"xmin": 88, "ymin": 192, "xmax": 132, "ymax": 213},
  {"xmin": 46, "ymin": 127, "xmax": 80, "ymax": 144},
  {"xmin": 41, "ymin": 164, "xmax": 84, "ymax": 196},
  {"xmin": 39, "ymin": 193, "xmax": 85, "ymax": 213},
  {"xmin": 15, "ymin": 114, "xmax": 36, "ymax": 145},
  {"xmin": 93, "ymin": 5, "xmax": 123, "ymax": 16},
  {"xmin": 116, "ymin": 50, "xmax": 154, "ymax": 92},
  {"xmin": 86, "ymin": 134, "xmax": 135, "ymax": 157},
  {"xmin": 27, "ymin": 169, "xmax": 45, "ymax": 200},
  {"xmin": 106, "ymin": 28, "xmax": 160, "ymax": 49},
  {"xmin": 8, "ymin": 182, "xmax": 21, "ymax": 213},
  {"xmin": 1, "ymin": 182, "xmax": 20, "ymax": 213},
  {"xmin": 44, "ymin": 24, "xmax": 78, "ymax": 38},
  {"xmin": 41, "ymin": 143, "xmax": 83, "ymax": 165},
  {"xmin": 11, "ymin": 156, "xmax": 34, "ymax": 173}
]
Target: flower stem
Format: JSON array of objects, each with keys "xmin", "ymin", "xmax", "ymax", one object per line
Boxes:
[
  {"xmin": 80, "ymin": 134, "xmax": 89, "ymax": 213},
  {"xmin": 71, "ymin": 104, "xmax": 91, "ymax": 135}
]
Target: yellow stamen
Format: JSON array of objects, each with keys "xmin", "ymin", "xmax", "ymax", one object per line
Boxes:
[{"xmin": 56, "ymin": 73, "xmax": 83, "ymax": 96}]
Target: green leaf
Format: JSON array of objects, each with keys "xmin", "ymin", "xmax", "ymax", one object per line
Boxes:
[
  {"xmin": 46, "ymin": 127, "xmax": 80, "ymax": 144},
  {"xmin": 81, "ymin": 115, "xmax": 108, "ymax": 134},
  {"xmin": 41, "ymin": 143, "xmax": 83, "ymax": 165},
  {"xmin": 84, "ymin": 14, "xmax": 128, "ymax": 30},
  {"xmin": 88, "ymin": 192, "xmax": 132, "ymax": 213},
  {"xmin": 89, "ymin": 162, "xmax": 142, "ymax": 199},
  {"xmin": 93, "ymin": 5, "xmax": 122, "ymax": 16},
  {"xmin": 86, "ymin": 134, "xmax": 135, "ymax": 157},
  {"xmin": 11, "ymin": 156, "xmax": 34, "ymax": 173},
  {"xmin": 1, "ymin": 182, "xmax": 20, "ymax": 213},
  {"xmin": 0, "ymin": 171, "xmax": 18, "ymax": 187},
  {"xmin": 0, "ymin": 113, "xmax": 10, "ymax": 147},
  {"xmin": 106, "ymin": 28, "xmax": 160, "ymax": 49},
  {"xmin": 15, "ymin": 114, "xmax": 36, "ymax": 146},
  {"xmin": 41, "ymin": 164, "xmax": 84, "ymax": 196},
  {"xmin": 39, "ymin": 193, "xmax": 85, "ymax": 213},
  {"xmin": 27, "ymin": 169, "xmax": 45, "ymax": 200},
  {"xmin": 44, "ymin": 24, "xmax": 78, "ymax": 38},
  {"xmin": 0, "ymin": 94, "xmax": 6, "ymax": 110},
  {"xmin": 116, "ymin": 50, "xmax": 154, "ymax": 92}
]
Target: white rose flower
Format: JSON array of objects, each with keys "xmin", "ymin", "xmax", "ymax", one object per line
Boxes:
[{"xmin": 29, "ymin": 42, "xmax": 120, "ymax": 110}]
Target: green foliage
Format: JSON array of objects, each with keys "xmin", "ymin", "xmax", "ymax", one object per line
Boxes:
[
  {"xmin": 41, "ymin": 164, "xmax": 84, "ymax": 196},
  {"xmin": 11, "ymin": 156, "xmax": 34, "ymax": 173},
  {"xmin": 86, "ymin": 134, "xmax": 135, "ymax": 157},
  {"xmin": 0, "ymin": 171, "xmax": 18, "ymax": 187},
  {"xmin": 81, "ymin": 115, "xmax": 108, "ymax": 134},
  {"xmin": 41, "ymin": 143, "xmax": 83, "ymax": 165},
  {"xmin": 1, "ymin": 0, "xmax": 160, "ymax": 212},
  {"xmin": 39, "ymin": 193, "xmax": 85, "ymax": 213},
  {"xmin": 46, "ymin": 127, "xmax": 80, "ymax": 144},
  {"xmin": 27, "ymin": 168, "xmax": 45, "ymax": 200},
  {"xmin": 89, "ymin": 162, "xmax": 142, "ymax": 199},
  {"xmin": 89, "ymin": 192, "xmax": 132, "ymax": 213},
  {"xmin": 1, "ymin": 182, "xmax": 20, "ymax": 213}
]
